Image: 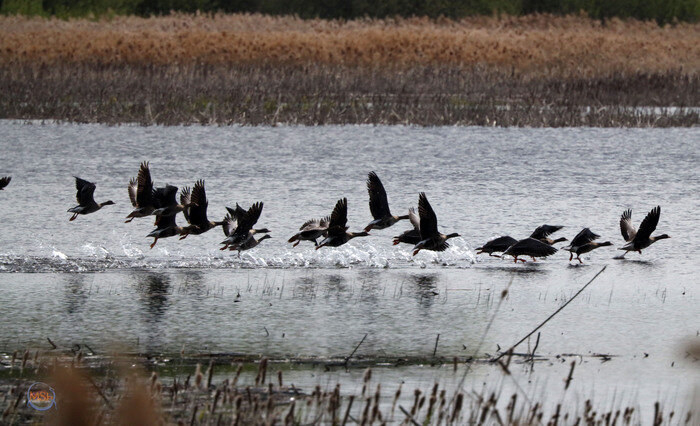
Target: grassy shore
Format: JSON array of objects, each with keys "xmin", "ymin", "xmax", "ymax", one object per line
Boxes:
[{"xmin": 1, "ymin": 14, "xmax": 698, "ymax": 126}]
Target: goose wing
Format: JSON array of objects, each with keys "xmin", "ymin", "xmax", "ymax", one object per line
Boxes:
[
  {"xmin": 300, "ymin": 218, "xmax": 321, "ymax": 231},
  {"xmin": 188, "ymin": 180, "xmax": 209, "ymax": 226},
  {"xmin": 408, "ymin": 207, "xmax": 420, "ymax": 230},
  {"xmin": 530, "ymin": 225, "xmax": 563, "ymax": 240},
  {"xmin": 180, "ymin": 186, "xmax": 191, "ymax": 223},
  {"xmin": 506, "ymin": 238, "xmax": 557, "ymax": 256},
  {"xmin": 327, "ymin": 198, "xmax": 348, "ymax": 236},
  {"xmin": 0, "ymin": 176, "xmax": 10, "ymax": 189},
  {"xmin": 222, "ymin": 213, "xmax": 237, "ymax": 237},
  {"xmin": 367, "ymin": 172, "xmax": 391, "ymax": 219},
  {"xmin": 136, "ymin": 161, "xmax": 154, "ymax": 207},
  {"xmin": 570, "ymin": 228, "xmax": 600, "ymax": 247},
  {"xmin": 234, "ymin": 202, "xmax": 264, "ymax": 236},
  {"xmin": 418, "ymin": 192, "xmax": 439, "ymax": 239},
  {"xmin": 128, "ymin": 178, "xmax": 138, "ymax": 207},
  {"xmin": 154, "ymin": 185, "xmax": 178, "ymax": 208},
  {"xmin": 635, "ymin": 206, "xmax": 660, "ymax": 242},
  {"xmin": 74, "ymin": 177, "xmax": 97, "ymax": 206},
  {"xmin": 619, "ymin": 209, "xmax": 636, "ymax": 242},
  {"xmin": 156, "ymin": 211, "xmax": 177, "ymax": 230}
]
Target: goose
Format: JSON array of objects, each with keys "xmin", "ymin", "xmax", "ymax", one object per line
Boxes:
[
  {"xmin": 502, "ymin": 238, "xmax": 557, "ymax": 263},
  {"xmin": 228, "ymin": 234, "xmax": 272, "ymax": 257},
  {"xmin": 68, "ymin": 177, "xmax": 115, "ymax": 221},
  {"xmin": 178, "ymin": 180, "xmax": 224, "ymax": 239},
  {"xmin": 220, "ymin": 202, "xmax": 270, "ymax": 250},
  {"xmin": 475, "ymin": 236, "xmax": 518, "ymax": 257},
  {"xmin": 316, "ymin": 198, "xmax": 369, "ymax": 249},
  {"xmin": 392, "ymin": 207, "xmax": 421, "ymax": 246},
  {"xmin": 412, "ymin": 193, "xmax": 460, "ymax": 256},
  {"xmin": 563, "ymin": 228, "xmax": 612, "ymax": 263},
  {"xmin": 147, "ymin": 186, "xmax": 187, "ymax": 248},
  {"xmin": 364, "ymin": 172, "xmax": 409, "ymax": 232},
  {"xmin": 151, "ymin": 184, "xmax": 196, "ymax": 224},
  {"xmin": 0, "ymin": 176, "xmax": 10, "ymax": 190},
  {"xmin": 125, "ymin": 162, "xmax": 157, "ymax": 223},
  {"xmin": 288, "ymin": 216, "xmax": 331, "ymax": 247},
  {"xmin": 530, "ymin": 225, "xmax": 567, "ymax": 245},
  {"xmin": 618, "ymin": 206, "xmax": 669, "ymax": 257}
]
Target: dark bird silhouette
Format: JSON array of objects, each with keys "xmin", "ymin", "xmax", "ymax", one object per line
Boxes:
[
  {"xmin": 0, "ymin": 176, "xmax": 11, "ymax": 190},
  {"xmin": 563, "ymin": 228, "xmax": 612, "ymax": 263},
  {"xmin": 530, "ymin": 224, "xmax": 567, "ymax": 245},
  {"xmin": 147, "ymin": 185, "xmax": 187, "ymax": 248},
  {"xmin": 179, "ymin": 180, "xmax": 224, "ymax": 239},
  {"xmin": 288, "ymin": 216, "xmax": 331, "ymax": 247},
  {"xmin": 220, "ymin": 202, "xmax": 270, "ymax": 250},
  {"xmin": 502, "ymin": 238, "xmax": 557, "ymax": 263},
  {"xmin": 618, "ymin": 206, "xmax": 669, "ymax": 257},
  {"xmin": 392, "ymin": 207, "xmax": 421, "ymax": 246},
  {"xmin": 126, "ymin": 161, "xmax": 157, "ymax": 223},
  {"xmin": 364, "ymin": 172, "xmax": 409, "ymax": 232},
  {"xmin": 151, "ymin": 184, "xmax": 196, "ymax": 224},
  {"xmin": 317, "ymin": 198, "xmax": 369, "ymax": 249},
  {"xmin": 412, "ymin": 193, "xmax": 460, "ymax": 256},
  {"xmin": 475, "ymin": 236, "xmax": 519, "ymax": 257},
  {"xmin": 68, "ymin": 177, "xmax": 114, "ymax": 221}
]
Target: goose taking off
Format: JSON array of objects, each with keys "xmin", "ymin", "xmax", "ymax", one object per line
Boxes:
[
  {"xmin": 530, "ymin": 224, "xmax": 567, "ymax": 245},
  {"xmin": 317, "ymin": 198, "xmax": 369, "ymax": 249},
  {"xmin": 618, "ymin": 206, "xmax": 669, "ymax": 258},
  {"xmin": 68, "ymin": 177, "xmax": 115, "ymax": 221},
  {"xmin": 502, "ymin": 238, "xmax": 557, "ymax": 263},
  {"xmin": 288, "ymin": 216, "xmax": 330, "ymax": 247},
  {"xmin": 126, "ymin": 161, "xmax": 156, "ymax": 223},
  {"xmin": 563, "ymin": 228, "xmax": 612, "ymax": 263},
  {"xmin": 412, "ymin": 193, "xmax": 460, "ymax": 256},
  {"xmin": 151, "ymin": 184, "xmax": 196, "ymax": 224},
  {"xmin": 0, "ymin": 176, "xmax": 10, "ymax": 190},
  {"xmin": 179, "ymin": 180, "xmax": 224, "ymax": 239},
  {"xmin": 393, "ymin": 207, "xmax": 421, "ymax": 246},
  {"xmin": 147, "ymin": 185, "xmax": 187, "ymax": 248},
  {"xmin": 220, "ymin": 202, "xmax": 270, "ymax": 250},
  {"xmin": 475, "ymin": 236, "xmax": 518, "ymax": 257},
  {"xmin": 364, "ymin": 172, "xmax": 409, "ymax": 232}
]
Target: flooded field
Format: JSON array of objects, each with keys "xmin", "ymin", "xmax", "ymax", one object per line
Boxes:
[{"xmin": 0, "ymin": 122, "xmax": 698, "ymax": 422}]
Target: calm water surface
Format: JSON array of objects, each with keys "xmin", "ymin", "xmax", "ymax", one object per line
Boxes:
[{"xmin": 0, "ymin": 122, "xmax": 698, "ymax": 416}]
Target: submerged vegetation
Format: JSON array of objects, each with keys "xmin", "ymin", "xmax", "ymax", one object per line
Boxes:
[{"xmin": 1, "ymin": 14, "xmax": 698, "ymax": 126}]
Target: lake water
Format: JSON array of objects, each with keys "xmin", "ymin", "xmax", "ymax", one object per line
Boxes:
[{"xmin": 0, "ymin": 121, "xmax": 698, "ymax": 419}]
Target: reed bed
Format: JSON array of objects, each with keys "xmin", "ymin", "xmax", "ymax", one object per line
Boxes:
[
  {"xmin": 1, "ymin": 14, "xmax": 699, "ymax": 77},
  {"xmin": 0, "ymin": 351, "xmax": 695, "ymax": 425},
  {"xmin": 1, "ymin": 14, "xmax": 698, "ymax": 126}
]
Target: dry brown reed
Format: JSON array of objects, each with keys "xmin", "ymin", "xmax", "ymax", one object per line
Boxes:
[{"xmin": 1, "ymin": 14, "xmax": 698, "ymax": 78}]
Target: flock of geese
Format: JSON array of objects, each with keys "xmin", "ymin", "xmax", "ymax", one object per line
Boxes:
[{"xmin": 0, "ymin": 166, "xmax": 670, "ymax": 263}]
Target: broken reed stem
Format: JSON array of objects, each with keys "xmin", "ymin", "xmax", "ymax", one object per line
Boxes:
[
  {"xmin": 493, "ymin": 266, "xmax": 606, "ymax": 362},
  {"xmin": 344, "ymin": 333, "xmax": 368, "ymax": 367},
  {"xmin": 433, "ymin": 334, "xmax": 440, "ymax": 357}
]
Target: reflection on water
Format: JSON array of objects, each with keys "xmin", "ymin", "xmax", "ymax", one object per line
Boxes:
[
  {"xmin": 133, "ymin": 272, "xmax": 171, "ymax": 324},
  {"xmin": 63, "ymin": 274, "xmax": 90, "ymax": 315},
  {"xmin": 410, "ymin": 274, "xmax": 439, "ymax": 310}
]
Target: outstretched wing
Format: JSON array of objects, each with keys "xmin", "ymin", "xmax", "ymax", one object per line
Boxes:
[
  {"xmin": 620, "ymin": 209, "xmax": 636, "ymax": 242},
  {"xmin": 367, "ymin": 171, "xmax": 391, "ymax": 219},
  {"xmin": 570, "ymin": 228, "xmax": 600, "ymax": 247},
  {"xmin": 418, "ymin": 192, "xmax": 438, "ymax": 239},
  {"xmin": 136, "ymin": 161, "xmax": 154, "ymax": 207},
  {"xmin": 188, "ymin": 180, "xmax": 208, "ymax": 226},
  {"xmin": 180, "ymin": 186, "xmax": 191, "ymax": 223},
  {"xmin": 74, "ymin": 177, "xmax": 96, "ymax": 206},
  {"xmin": 222, "ymin": 213, "xmax": 237, "ymax": 237},
  {"xmin": 226, "ymin": 204, "xmax": 247, "ymax": 221},
  {"xmin": 234, "ymin": 202, "xmax": 264, "ymax": 236},
  {"xmin": 0, "ymin": 176, "xmax": 10, "ymax": 190},
  {"xmin": 635, "ymin": 206, "xmax": 660, "ymax": 242},
  {"xmin": 530, "ymin": 225, "xmax": 563, "ymax": 240},
  {"xmin": 128, "ymin": 178, "xmax": 138, "ymax": 207},
  {"xmin": 327, "ymin": 198, "xmax": 348, "ymax": 236},
  {"xmin": 300, "ymin": 218, "xmax": 320, "ymax": 231},
  {"xmin": 408, "ymin": 207, "xmax": 420, "ymax": 231}
]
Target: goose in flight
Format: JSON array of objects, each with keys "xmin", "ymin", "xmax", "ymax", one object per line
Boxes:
[
  {"xmin": 618, "ymin": 206, "xmax": 669, "ymax": 257},
  {"xmin": 412, "ymin": 193, "xmax": 460, "ymax": 256},
  {"xmin": 563, "ymin": 228, "xmax": 612, "ymax": 263},
  {"xmin": 68, "ymin": 177, "xmax": 115, "ymax": 221},
  {"xmin": 220, "ymin": 202, "xmax": 270, "ymax": 250},
  {"xmin": 316, "ymin": 198, "xmax": 369, "ymax": 249},
  {"xmin": 179, "ymin": 180, "xmax": 224, "ymax": 239},
  {"xmin": 502, "ymin": 238, "xmax": 557, "ymax": 263},
  {"xmin": 475, "ymin": 236, "xmax": 518, "ymax": 257},
  {"xmin": 530, "ymin": 225, "xmax": 567, "ymax": 245},
  {"xmin": 288, "ymin": 216, "xmax": 331, "ymax": 247},
  {"xmin": 392, "ymin": 207, "xmax": 421, "ymax": 246},
  {"xmin": 364, "ymin": 172, "xmax": 409, "ymax": 232},
  {"xmin": 126, "ymin": 161, "xmax": 157, "ymax": 223}
]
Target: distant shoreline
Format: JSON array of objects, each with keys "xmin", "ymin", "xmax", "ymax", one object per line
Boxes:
[{"xmin": 1, "ymin": 15, "xmax": 698, "ymax": 126}]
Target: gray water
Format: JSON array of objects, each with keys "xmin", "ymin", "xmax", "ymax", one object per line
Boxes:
[{"xmin": 0, "ymin": 122, "xmax": 698, "ymax": 417}]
